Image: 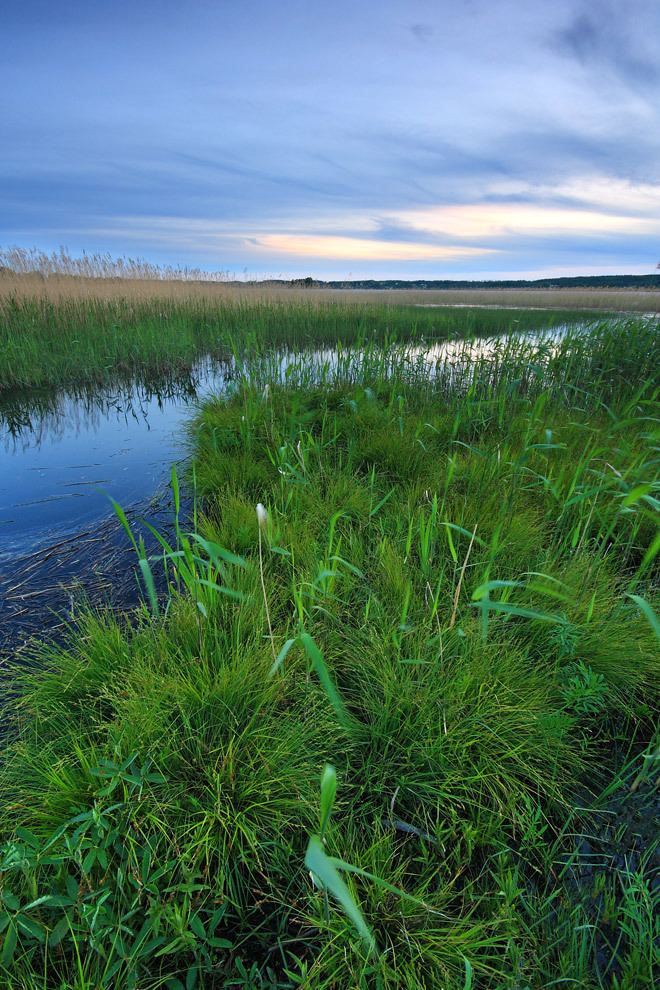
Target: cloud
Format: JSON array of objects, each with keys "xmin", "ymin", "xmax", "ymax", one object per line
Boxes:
[
  {"xmin": 390, "ymin": 201, "xmax": 660, "ymax": 241},
  {"xmin": 75, "ymin": 175, "xmax": 660, "ymax": 271},
  {"xmin": 251, "ymin": 234, "xmax": 497, "ymax": 261},
  {"xmin": 2, "ymin": 1, "xmax": 660, "ymax": 276},
  {"xmin": 552, "ymin": 2, "xmax": 659, "ymax": 85},
  {"xmin": 488, "ymin": 177, "xmax": 660, "ymax": 217}
]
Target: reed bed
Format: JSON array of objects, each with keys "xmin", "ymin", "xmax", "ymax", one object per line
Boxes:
[
  {"xmin": 0, "ymin": 291, "xmax": 601, "ymax": 394},
  {"xmin": 0, "ymin": 316, "xmax": 658, "ymax": 988},
  {"xmin": 2, "ymin": 264, "xmax": 660, "ymax": 312}
]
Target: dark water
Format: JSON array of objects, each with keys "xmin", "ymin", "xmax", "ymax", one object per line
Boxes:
[
  {"xmin": 0, "ymin": 362, "xmax": 233, "ymax": 562},
  {"xmin": 0, "ymin": 359, "xmax": 232, "ymax": 651}
]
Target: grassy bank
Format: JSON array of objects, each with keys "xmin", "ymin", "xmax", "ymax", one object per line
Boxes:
[
  {"xmin": 0, "ymin": 319, "xmax": 658, "ymax": 987},
  {"xmin": 0, "ymin": 290, "xmax": 606, "ymax": 395}
]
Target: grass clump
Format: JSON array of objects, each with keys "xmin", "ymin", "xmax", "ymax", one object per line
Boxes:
[{"xmin": 0, "ymin": 319, "xmax": 658, "ymax": 987}]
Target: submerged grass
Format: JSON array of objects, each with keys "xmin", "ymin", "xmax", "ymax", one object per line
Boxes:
[{"xmin": 0, "ymin": 315, "xmax": 658, "ymax": 988}]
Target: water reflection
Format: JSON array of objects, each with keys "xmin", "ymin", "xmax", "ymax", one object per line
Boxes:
[
  {"xmin": 0, "ymin": 359, "xmax": 233, "ymax": 563},
  {"xmin": 1, "ymin": 364, "xmax": 225, "ymax": 450}
]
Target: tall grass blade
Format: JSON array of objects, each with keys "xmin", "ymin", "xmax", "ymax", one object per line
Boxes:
[
  {"xmin": 304, "ymin": 836, "xmax": 376, "ymax": 954},
  {"xmin": 319, "ymin": 764, "xmax": 337, "ymax": 840}
]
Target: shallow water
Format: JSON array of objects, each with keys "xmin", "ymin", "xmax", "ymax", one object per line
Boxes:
[
  {"xmin": 0, "ymin": 359, "xmax": 234, "ymax": 651},
  {"xmin": 0, "ymin": 360, "xmax": 232, "ymax": 565},
  {"xmin": 0, "ymin": 327, "xmax": 579, "ymax": 562}
]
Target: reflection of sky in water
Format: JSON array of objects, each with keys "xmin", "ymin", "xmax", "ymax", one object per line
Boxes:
[
  {"xmin": 0, "ymin": 360, "xmax": 231, "ymax": 561},
  {"xmin": 0, "ymin": 327, "xmax": 577, "ymax": 564}
]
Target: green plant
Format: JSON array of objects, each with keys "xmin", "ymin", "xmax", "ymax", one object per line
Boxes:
[
  {"xmin": 560, "ymin": 660, "xmax": 609, "ymax": 716},
  {"xmin": 0, "ymin": 755, "xmax": 234, "ymax": 988}
]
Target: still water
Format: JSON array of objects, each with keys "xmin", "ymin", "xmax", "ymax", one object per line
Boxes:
[
  {"xmin": 0, "ymin": 358, "xmax": 233, "ymax": 649},
  {"xmin": 0, "ymin": 361, "xmax": 231, "ymax": 563}
]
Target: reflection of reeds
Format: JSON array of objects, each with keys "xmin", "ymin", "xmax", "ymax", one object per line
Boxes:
[{"xmin": 0, "ymin": 363, "xmax": 232, "ymax": 446}]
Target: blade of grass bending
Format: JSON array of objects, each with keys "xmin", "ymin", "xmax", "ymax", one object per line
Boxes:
[
  {"xmin": 170, "ymin": 462, "xmax": 181, "ymax": 545},
  {"xmin": 329, "ymin": 555, "xmax": 365, "ymax": 579},
  {"xmin": 621, "ymin": 483, "xmax": 654, "ymax": 507},
  {"xmin": 369, "ymin": 487, "xmax": 395, "ymax": 518},
  {"xmin": 190, "ymin": 534, "xmax": 247, "ymax": 569},
  {"xmin": 107, "ymin": 496, "xmax": 160, "ymax": 613},
  {"xmin": 107, "ymin": 495, "xmax": 139, "ymax": 553},
  {"xmin": 305, "ymin": 836, "xmax": 376, "ymax": 954},
  {"xmin": 472, "ymin": 580, "xmax": 522, "ymax": 639},
  {"xmin": 269, "ymin": 637, "xmax": 296, "ymax": 677},
  {"xmin": 472, "ymin": 579, "xmax": 524, "ymax": 600},
  {"xmin": 626, "ymin": 594, "xmax": 660, "ymax": 643},
  {"xmin": 441, "ymin": 521, "xmax": 487, "ymax": 547},
  {"xmin": 171, "ymin": 463, "xmax": 180, "ymax": 517},
  {"xmin": 300, "ymin": 632, "xmax": 350, "ymax": 727},
  {"xmin": 472, "ymin": 599, "xmax": 565, "ymax": 624},
  {"xmin": 141, "ymin": 519, "xmax": 177, "ymax": 556},
  {"xmin": 333, "ymin": 859, "xmax": 437, "ymax": 912},
  {"xmin": 195, "ymin": 579, "xmax": 244, "ymax": 600},
  {"xmin": 636, "ymin": 530, "xmax": 660, "ymax": 581}
]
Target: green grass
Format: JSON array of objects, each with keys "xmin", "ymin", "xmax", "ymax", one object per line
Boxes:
[
  {"xmin": 0, "ymin": 292, "xmax": 603, "ymax": 394},
  {"xmin": 0, "ymin": 315, "xmax": 658, "ymax": 988}
]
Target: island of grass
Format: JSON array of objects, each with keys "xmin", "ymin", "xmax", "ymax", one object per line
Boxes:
[{"xmin": 0, "ymin": 315, "xmax": 658, "ymax": 988}]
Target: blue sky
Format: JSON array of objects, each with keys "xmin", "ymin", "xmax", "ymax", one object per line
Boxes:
[{"xmin": 3, "ymin": 0, "xmax": 660, "ymax": 279}]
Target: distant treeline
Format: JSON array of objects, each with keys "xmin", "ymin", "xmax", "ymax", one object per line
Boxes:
[{"xmin": 285, "ymin": 274, "xmax": 660, "ymax": 290}]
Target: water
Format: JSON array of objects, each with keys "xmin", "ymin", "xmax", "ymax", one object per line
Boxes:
[
  {"xmin": 0, "ymin": 328, "xmax": 576, "ymax": 561},
  {"xmin": 0, "ymin": 361, "xmax": 233, "ymax": 564},
  {"xmin": 0, "ymin": 359, "xmax": 233, "ymax": 651}
]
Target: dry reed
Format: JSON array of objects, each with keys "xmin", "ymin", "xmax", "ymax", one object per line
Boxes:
[{"xmin": 0, "ymin": 248, "xmax": 658, "ymax": 312}]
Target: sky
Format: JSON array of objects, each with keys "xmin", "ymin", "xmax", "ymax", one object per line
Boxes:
[{"xmin": 2, "ymin": 0, "xmax": 660, "ymax": 280}]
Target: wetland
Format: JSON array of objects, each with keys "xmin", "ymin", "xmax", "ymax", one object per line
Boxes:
[{"xmin": 0, "ymin": 290, "xmax": 657, "ymax": 989}]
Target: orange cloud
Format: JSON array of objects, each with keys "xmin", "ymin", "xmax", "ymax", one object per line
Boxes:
[
  {"xmin": 252, "ymin": 234, "xmax": 497, "ymax": 261},
  {"xmin": 392, "ymin": 202, "xmax": 659, "ymax": 239}
]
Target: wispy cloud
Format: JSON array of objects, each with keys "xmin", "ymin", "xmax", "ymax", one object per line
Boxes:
[
  {"xmin": 250, "ymin": 235, "xmax": 497, "ymax": 261},
  {"xmin": 391, "ymin": 200, "xmax": 660, "ymax": 240},
  {"xmin": 551, "ymin": 1, "xmax": 659, "ymax": 85}
]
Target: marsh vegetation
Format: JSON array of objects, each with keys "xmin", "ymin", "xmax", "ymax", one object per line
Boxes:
[
  {"xmin": 0, "ymin": 286, "xmax": 610, "ymax": 396},
  {"xmin": 0, "ymin": 299, "xmax": 658, "ymax": 988}
]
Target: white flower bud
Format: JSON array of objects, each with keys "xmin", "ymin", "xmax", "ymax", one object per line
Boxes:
[{"xmin": 256, "ymin": 503, "xmax": 268, "ymax": 531}]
